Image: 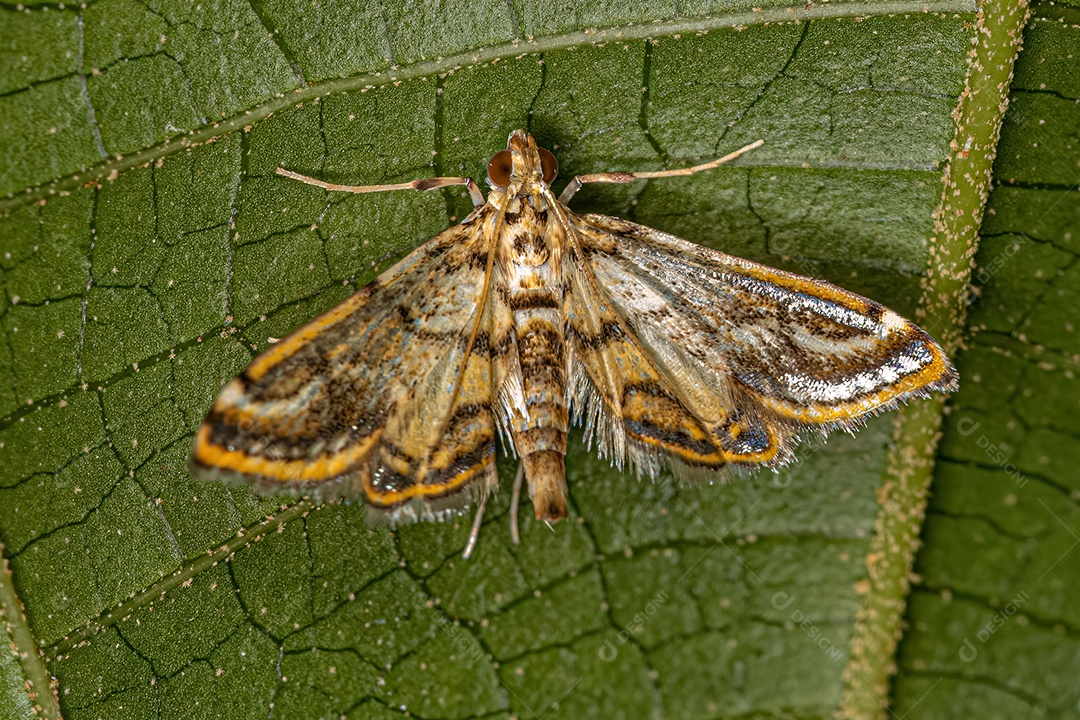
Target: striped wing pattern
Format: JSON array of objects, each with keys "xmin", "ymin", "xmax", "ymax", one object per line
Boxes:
[
  {"xmin": 190, "ymin": 208, "xmax": 501, "ymax": 524},
  {"xmin": 563, "ymin": 212, "xmax": 957, "ymax": 480}
]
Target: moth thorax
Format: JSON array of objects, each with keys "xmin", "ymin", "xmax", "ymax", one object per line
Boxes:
[{"xmin": 507, "ymin": 220, "xmax": 552, "ymax": 267}]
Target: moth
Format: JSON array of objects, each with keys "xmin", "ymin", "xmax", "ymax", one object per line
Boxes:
[{"xmin": 190, "ymin": 130, "xmax": 957, "ymax": 556}]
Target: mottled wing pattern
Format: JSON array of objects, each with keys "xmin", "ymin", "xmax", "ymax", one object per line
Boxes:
[
  {"xmin": 564, "ymin": 211, "xmax": 957, "ymax": 478},
  {"xmin": 190, "ymin": 208, "xmax": 499, "ymax": 524},
  {"xmin": 564, "ymin": 258, "xmax": 740, "ymax": 479}
]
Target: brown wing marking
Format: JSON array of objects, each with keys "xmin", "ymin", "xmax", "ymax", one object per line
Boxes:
[
  {"xmin": 192, "ymin": 418, "xmax": 382, "ymax": 483},
  {"xmin": 669, "ymin": 249, "xmax": 955, "ymax": 425},
  {"xmin": 360, "ymin": 337, "xmax": 497, "ymax": 509},
  {"xmin": 190, "ymin": 210, "xmax": 500, "ymax": 520}
]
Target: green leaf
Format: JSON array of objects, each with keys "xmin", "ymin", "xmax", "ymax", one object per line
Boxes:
[{"xmin": 0, "ymin": 1, "xmax": 1073, "ymax": 719}]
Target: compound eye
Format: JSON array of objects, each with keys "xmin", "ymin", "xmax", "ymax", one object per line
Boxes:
[
  {"xmin": 487, "ymin": 149, "xmax": 512, "ymax": 187},
  {"xmin": 538, "ymin": 147, "xmax": 559, "ymax": 184}
]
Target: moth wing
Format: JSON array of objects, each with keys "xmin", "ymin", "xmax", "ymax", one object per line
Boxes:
[
  {"xmin": 190, "ymin": 213, "xmax": 499, "ymax": 524},
  {"xmin": 564, "ymin": 211, "xmax": 957, "ymax": 477},
  {"xmin": 563, "ymin": 256, "xmax": 740, "ymax": 481}
]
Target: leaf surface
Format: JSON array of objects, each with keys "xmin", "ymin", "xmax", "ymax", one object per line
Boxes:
[{"xmin": 0, "ymin": 1, "xmax": 1073, "ymax": 718}]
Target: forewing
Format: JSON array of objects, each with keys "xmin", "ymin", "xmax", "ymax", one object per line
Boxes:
[
  {"xmin": 564, "ymin": 211, "xmax": 957, "ymax": 476},
  {"xmin": 190, "ymin": 211, "xmax": 499, "ymax": 523}
]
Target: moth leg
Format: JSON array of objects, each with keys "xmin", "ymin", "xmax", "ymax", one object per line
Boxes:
[
  {"xmin": 557, "ymin": 139, "xmax": 764, "ymax": 204},
  {"xmin": 462, "ymin": 490, "xmax": 489, "ymax": 560},
  {"xmin": 509, "ymin": 464, "xmax": 525, "ymax": 545},
  {"xmin": 276, "ymin": 167, "xmax": 486, "ymax": 208}
]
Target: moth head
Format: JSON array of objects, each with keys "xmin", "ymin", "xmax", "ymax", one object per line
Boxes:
[{"xmin": 487, "ymin": 129, "xmax": 558, "ymax": 190}]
